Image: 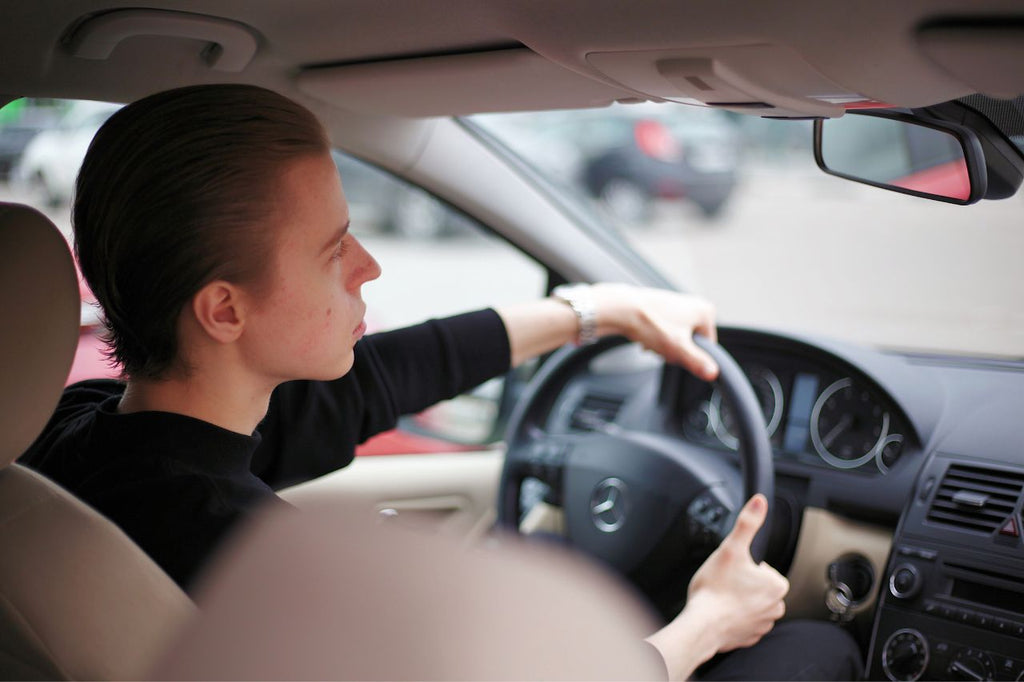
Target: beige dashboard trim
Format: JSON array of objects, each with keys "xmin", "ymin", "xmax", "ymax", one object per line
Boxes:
[
  {"xmin": 785, "ymin": 507, "xmax": 892, "ymax": 622},
  {"xmin": 279, "ymin": 451, "xmax": 503, "ymax": 542}
]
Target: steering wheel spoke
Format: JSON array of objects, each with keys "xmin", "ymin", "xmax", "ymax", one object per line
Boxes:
[
  {"xmin": 686, "ymin": 487, "xmax": 738, "ymax": 552},
  {"xmin": 517, "ymin": 437, "xmax": 570, "ymax": 490}
]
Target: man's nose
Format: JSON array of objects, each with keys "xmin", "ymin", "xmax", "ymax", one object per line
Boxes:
[{"xmin": 350, "ymin": 236, "xmax": 382, "ymax": 286}]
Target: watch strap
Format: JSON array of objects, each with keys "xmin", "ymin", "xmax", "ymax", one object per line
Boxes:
[{"xmin": 552, "ymin": 284, "xmax": 598, "ymax": 346}]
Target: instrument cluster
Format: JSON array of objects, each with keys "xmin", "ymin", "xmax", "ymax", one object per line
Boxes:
[{"xmin": 678, "ymin": 350, "xmax": 908, "ymax": 474}]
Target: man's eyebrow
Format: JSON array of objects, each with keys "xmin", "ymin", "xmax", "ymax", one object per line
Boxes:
[{"xmin": 320, "ymin": 221, "xmax": 351, "ymax": 254}]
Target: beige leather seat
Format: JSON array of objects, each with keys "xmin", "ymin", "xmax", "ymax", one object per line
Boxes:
[
  {"xmin": 151, "ymin": 499, "xmax": 664, "ymax": 680},
  {"xmin": 0, "ymin": 203, "xmax": 194, "ymax": 680}
]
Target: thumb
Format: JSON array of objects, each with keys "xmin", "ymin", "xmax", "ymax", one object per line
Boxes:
[{"xmin": 724, "ymin": 494, "xmax": 768, "ymax": 554}]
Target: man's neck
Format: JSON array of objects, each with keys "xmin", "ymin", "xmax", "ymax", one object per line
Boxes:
[{"xmin": 118, "ymin": 372, "xmax": 273, "ymax": 435}]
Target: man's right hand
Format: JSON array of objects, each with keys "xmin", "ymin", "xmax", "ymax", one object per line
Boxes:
[
  {"xmin": 645, "ymin": 494, "xmax": 790, "ymax": 680},
  {"xmin": 686, "ymin": 493, "xmax": 790, "ymax": 652}
]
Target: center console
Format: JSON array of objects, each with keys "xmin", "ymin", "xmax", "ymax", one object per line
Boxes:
[{"xmin": 867, "ymin": 454, "xmax": 1024, "ymax": 681}]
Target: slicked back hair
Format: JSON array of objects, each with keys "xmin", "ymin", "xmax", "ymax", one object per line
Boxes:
[{"xmin": 74, "ymin": 84, "xmax": 330, "ymax": 379}]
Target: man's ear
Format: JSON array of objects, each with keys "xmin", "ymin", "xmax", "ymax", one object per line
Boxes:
[{"xmin": 191, "ymin": 280, "xmax": 246, "ymax": 344}]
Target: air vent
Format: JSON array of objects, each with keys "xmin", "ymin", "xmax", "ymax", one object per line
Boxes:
[
  {"xmin": 926, "ymin": 464, "xmax": 1024, "ymax": 534},
  {"xmin": 569, "ymin": 393, "xmax": 624, "ymax": 431}
]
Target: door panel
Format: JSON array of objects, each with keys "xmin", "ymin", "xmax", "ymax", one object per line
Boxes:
[{"xmin": 279, "ymin": 451, "xmax": 503, "ymax": 541}]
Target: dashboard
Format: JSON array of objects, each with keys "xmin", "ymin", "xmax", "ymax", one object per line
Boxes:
[
  {"xmin": 542, "ymin": 326, "xmax": 1024, "ymax": 680},
  {"xmin": 673, "ymin": 338, "xmax": 913, "ymax": 476}
]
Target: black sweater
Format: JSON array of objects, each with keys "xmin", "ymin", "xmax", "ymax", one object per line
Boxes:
[{"xmin": 21, "ymin": 310, "xmax": 510, "ymax": 590}]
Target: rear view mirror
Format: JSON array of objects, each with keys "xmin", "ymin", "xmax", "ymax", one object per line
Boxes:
[{"xmin": 814, "ymin": 112, "xmax": 987, "ymax": 204}]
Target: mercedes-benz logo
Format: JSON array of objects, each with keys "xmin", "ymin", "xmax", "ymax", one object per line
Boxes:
[{"xmin": 590, "ymin": 478, "xmax": 629, "ymax": 532}]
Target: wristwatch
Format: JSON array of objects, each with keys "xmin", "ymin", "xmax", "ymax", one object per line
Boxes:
[{"xmin": 552, "ymin": 284, "xmax": 598, "ymax": 346}]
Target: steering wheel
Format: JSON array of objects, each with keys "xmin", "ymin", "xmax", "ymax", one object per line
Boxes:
[{"xmin": 498, "ymin": 334, "xmax": 774, "ymax": 603}]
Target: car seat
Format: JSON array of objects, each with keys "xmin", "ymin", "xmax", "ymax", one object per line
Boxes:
[
  {"xmin": 0, "ymin": 203, "xmax": 194, "ymax": 680},
  {"xmin": 150, "ymin": 497, "xmax": 665, "ymax": 680}
]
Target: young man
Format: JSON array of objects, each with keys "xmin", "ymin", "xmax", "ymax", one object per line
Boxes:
[{"xmin": 23, "ymin": 84, "xmax": 860, "ymax": 680}]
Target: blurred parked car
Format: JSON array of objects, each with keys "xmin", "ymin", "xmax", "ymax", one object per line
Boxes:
[
  {"xmin": 578, "ymin": 105, "xmax": 741, "ymax": 222},
  {"xmin": 0, "ymin": 100, "xmax": 62, "ymax": 181},
  {"xmin": 479, "ymin": 104, "xmax": 741, "ymax": 224},
  {"xmin": 12, "ymin": 100, "xmax": 120, "ymax": 206}
]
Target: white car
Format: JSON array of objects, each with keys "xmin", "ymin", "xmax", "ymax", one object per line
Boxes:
[{"xmin": 13, "ymin": 101, "xmax": 120, "ymax": 207}]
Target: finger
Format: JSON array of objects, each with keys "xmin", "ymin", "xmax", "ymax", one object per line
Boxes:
[
  {"xmin": 693, "ymin": 301, "xmax": 718, "ymax": 345},
  {"xmin": 723, "ymin": 494, "xmax": 768, "ymax": 552},
  {"xmin": 678, "ymin": 333, "xmax": 719, "ymax": 381}
]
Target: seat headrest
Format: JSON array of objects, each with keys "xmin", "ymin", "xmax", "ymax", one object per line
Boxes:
[
  {"xmin": 0, "ymin": 203, "xmax": 80, "ymax": 468},
  {"xmin": 151, "ymin": 500, "xmax": 662, "ymax": 680}
]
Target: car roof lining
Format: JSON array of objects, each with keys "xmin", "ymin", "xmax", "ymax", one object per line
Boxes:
[{"xmin": 2, "ymin": 1, "xmax": 1023, "ymax": 121}]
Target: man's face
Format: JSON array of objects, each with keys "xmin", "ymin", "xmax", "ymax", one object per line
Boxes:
[{"xmin": 239, "ymin": 151, "xmax": 381, "ymax": 384}]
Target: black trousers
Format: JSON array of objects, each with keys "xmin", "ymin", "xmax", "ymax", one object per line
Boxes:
[{"xmin": 698, "ymin": 620, "xmax": 864, "ymax": 681}]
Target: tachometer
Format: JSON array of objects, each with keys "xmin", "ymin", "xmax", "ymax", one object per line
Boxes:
[
  {"xmin": 711, "ymin": 364, "xmax": 783, "ymax": 450},
  {"xmin": 810, "ymin": 377, "xmax": 889, "ymax": 469}
]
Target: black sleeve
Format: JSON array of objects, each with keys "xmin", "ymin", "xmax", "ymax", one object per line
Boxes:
[{"xmin": 251, "ymin": 309, "xmax": 511, "ymax": 488}]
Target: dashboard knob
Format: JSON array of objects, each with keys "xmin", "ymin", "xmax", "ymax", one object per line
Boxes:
[
  {"xmin": 889, "ymin": 563, "xmax": 921, "ymax": 599},
  {"xmin": 882, "ymin": 629, "xmax": 929, "ymax": 682},
  {"xmin": 947, "ymin": 649, "xmax": 994, "ymax": 681}
]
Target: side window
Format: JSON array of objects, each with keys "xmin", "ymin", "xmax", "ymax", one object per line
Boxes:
[{"xmin": 334, "ymin": 152, "xmax": 548, "ymax": 456}]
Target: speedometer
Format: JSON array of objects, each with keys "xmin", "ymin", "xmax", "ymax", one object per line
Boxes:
[{"xmin": 810, "ymin": 378, "xmax": 889, "ymax": 469}]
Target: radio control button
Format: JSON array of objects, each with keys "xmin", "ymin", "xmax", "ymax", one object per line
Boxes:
[{"xmin": 890, "ymin": 564, "xmax": 921, "ymax": 599}]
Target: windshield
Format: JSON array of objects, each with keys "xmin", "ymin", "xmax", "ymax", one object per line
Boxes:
[{"xmin": 470, "ymin": 101, "xmax": 1024, "ymax": 360}]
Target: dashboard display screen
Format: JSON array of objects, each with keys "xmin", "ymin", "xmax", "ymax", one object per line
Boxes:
[
  {"xmin": 783, "ymin": 372, "xmax": 819, "ymax": 453},
  {"xmin": 951, "ymin": 577, "xmax": 1024, "ymax": 614}
]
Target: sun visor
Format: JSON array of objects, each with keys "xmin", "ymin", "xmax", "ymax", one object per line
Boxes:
[
  {"xmin": 916, "ymin": 22, "xmax": 1024, "ymax": 99},
  {"xmin": 297, "ymin": 48, "xmax": 639, "ymax": 117},
  {"xmin": 586, "ymin": 45, "xmax": 853, "ymax": 118}
]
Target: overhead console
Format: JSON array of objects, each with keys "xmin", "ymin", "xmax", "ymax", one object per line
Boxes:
[{"xmin": 585, "ymin": 44, "xmax": 851, "ymax": 118}]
